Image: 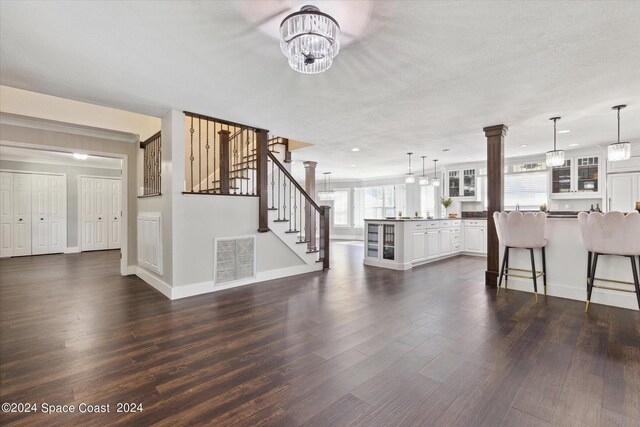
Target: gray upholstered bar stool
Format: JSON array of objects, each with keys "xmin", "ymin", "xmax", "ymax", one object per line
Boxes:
[
  {"xmin": 493, "ymin": 211, "xmax": 548, "ymax": 301},
  {"xmin": 577, "ymin": 211, "xmax": 640, "ymax": 312}
]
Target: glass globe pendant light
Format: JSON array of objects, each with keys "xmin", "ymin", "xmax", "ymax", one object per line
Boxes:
[
  {"xmin": 280, "ymin": 5, "xmax": 340, "ymax": 74},
  {"xmin": 608, "ymin": 105, "xmax": 631, "ymax": 162},
  {"xmin": 405, "ymin": 153, "xmax": 415, "ymax": 184},
  {"xmin": 419, "ymin": 156, "xmax": 429, "ymax": 186},
  {"xmin": 318, "ymin": 172, "xmax": 336, "ymax": 201},
  {"xmin": 431, "ymin": 159, "xmax": 441, "ymax": 187},
  {"xmin": 545, "ymin": 117, "xmax": 565, "ymax": 167}
]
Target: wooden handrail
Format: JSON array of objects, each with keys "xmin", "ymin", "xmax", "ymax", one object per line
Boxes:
[
  {"xmin": 266, "ymin": 151, "xmax": 321, "ymax": 213},
  {"xmin": 184, "ymin": 111, "xmax": 268, "ymax": 133},
  {"xmin": 140, "ymin": 130, "xmax": 161, "ymax": 148}
]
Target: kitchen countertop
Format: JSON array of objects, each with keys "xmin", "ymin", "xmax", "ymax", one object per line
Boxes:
[{"xmin": 364, "ymin": 218, "xmax": 476, "ymax": 221}]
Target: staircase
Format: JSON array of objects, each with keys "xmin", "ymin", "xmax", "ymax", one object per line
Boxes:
[{"xmin": 183, "ymin": 112, "xmax": 330, "ymax": 269}]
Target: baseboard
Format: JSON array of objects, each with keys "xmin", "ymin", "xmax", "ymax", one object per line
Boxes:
[
  {"xmin": 135, "ymin": 266, "xmax": 172, "ymax": 299},
  {"xmin": 331, "ymin": 235, "xmax": 361, "ymax": 241},
  {"xmin": 171, "ymin": 263, "xmax": 323, "ymax": 300},
  {"xmin": 461, "ymin": 251, "xmax": 487, "ymax": 257},
  {"xmin": 64, "ymin": 246, "xmax": 80, "ymax": 254},
  {"xmin": 503, "ymin": 278, "xmax": 638, "ymax": 311},
  {"xmin": 124, "ymin": 265, "xmax": 137, "ymax": 275}
]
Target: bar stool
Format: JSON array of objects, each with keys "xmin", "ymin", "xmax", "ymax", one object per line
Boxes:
[
  {"xmin": 493, "ymin": 211, "xmax": 548, "ymax": 301},
  {"xmin": 577, "ymin": 211, "xmax": 640, "ymax": 312}
]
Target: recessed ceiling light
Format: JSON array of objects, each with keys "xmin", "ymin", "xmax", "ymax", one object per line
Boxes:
[
  {"xmin": 569, "ymin": 143, "xmax": 579, "ymax": 147},
  {"xmin": 442, "ymin": 148, "xmax": 450, "ymax": 152},
  {"xmin": 350, "ymin": 164, "xmax": 357, "ymax": 167},
  {"xmin": 351, "ymin": 147, "xmax": 360, "ymax": 152},
  {"xmin": 558, "ymin": 130, "xmax": 571, "ymax": 134},
  {"xmin": 519, "ymin": 144, "xmax": 528, "ymax": 148},
  {"xmin": 73, "ymin": 153, "xmax": 88, "ymax": 160}
]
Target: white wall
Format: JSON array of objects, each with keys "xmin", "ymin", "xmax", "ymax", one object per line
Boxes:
[{"xmin": 0, "ymin": 159, "xmax": 121, "ymax": 248}]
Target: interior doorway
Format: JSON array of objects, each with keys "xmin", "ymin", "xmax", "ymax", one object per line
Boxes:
[{"xmin": 0, "ymin": 145, "xmax": 125, "ymax": 271}]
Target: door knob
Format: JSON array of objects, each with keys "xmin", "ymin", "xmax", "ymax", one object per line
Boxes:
[
  {"xmin": 114, "ymin": 217, "xmax": 117, "ymax": 220},
  {"xmin": 18, "ymin": 218, "xmax": 22, "ymax": 221},
  {"xmin": 40, "ymin": 218, "xmax": 44, "ymax": 221},
  {"xmin": 98, "ymin": 217, "xmax": 102, "ymax": 220}
]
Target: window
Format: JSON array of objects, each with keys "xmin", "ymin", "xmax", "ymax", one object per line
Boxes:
[
  {"xmin": 504, "ymin": 171, "xmax": 548, "ymax": 210},
  {"xmin": 140, "ymin": 131, "xmax": 161, "ymax": 196},
  {"xmin": 332, "ymin": 189, "xmax": 350, "ymax": 227},
  {"xmin": 353, "ymin": 185, "xmax": 403, "ymax": 227},
  {"xmin": 420, "ymin": 185, "xmax": 436, "ymax": 217}
]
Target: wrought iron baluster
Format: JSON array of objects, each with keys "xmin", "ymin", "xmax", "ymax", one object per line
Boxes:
[
  {"xmin": 189, "ymin": 115, "xmax": 194, "ymax": 192},
  {"xmin": 213, "ymin": 121, "xmax": 217, "ymax": 193},
  {"xmin": 198, "ymin": 117, "xmax": 201, "ymax": 192},
  {"xmin": 283, "ymin": 178, "xmax": 287, "ymax": 220},
  {"xmin": 270, "ymin": 159, "xmax": 275, "ymax": 209},
  {"xmin": 293, "ymin": 188, "xmax": 297, "ymax": 232},
  {"xmin": 288, "ymin": 178, "xmax": 292, "ymax": 231},
  {"xmin": 205, "ymin": 120, "xmax": 210, "ymax": 193},
  {"xmin": 277, "ymin": 168, "xmax": 281, "ymax": 220}
]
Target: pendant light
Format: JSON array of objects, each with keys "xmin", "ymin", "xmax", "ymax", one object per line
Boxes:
[
  {"xmin": 545, "ymin": 117, "xmax": 565, "ymax": 167},
  {"xmin": 608, "ymin": 105, "xmax": 631, "ymax": 162},
  {"xmin": 405, "ymin": 152, "xmax": 415, "ymax": 184},
  {"xmin": 419, "ymin": 156, "xmax": 429, "ymax": 186},
  {"xmin": 318, "ymin": 172, "xmax": 336, "ymax": 201},
  {"xmin": 431, "ymin": 159, "xmax": 441, "ymax": 187}
]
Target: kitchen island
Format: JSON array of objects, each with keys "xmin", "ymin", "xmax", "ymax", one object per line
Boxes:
[
  {"xmin": 501, "ymin": 216, "xmax": 638, "ymax": 310},
  {"xmin": 363, "ymin": 218, "xmax": 487, "ymax": 270}
]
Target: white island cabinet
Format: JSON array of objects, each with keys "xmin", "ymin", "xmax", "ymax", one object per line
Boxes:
[{"xmin": 364, "ymin": 218, "xmax": 472, "ymax": 270}]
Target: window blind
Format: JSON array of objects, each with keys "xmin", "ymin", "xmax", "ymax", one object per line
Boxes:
[{"xmin": 504, "ymin": 172, "xmax": 548, "ymax": 210}]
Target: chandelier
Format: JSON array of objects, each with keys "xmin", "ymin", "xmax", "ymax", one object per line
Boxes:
[
  {"xmin": 545, "ymin": 117, "xmax": 565, "ymax": 167},
  {"xmin": 608, "ymin": 105, "xmax": 631, "ymax": 162},
  {"xmin": 318, "ymin": 172, "xmax": 336, "ymax": 201},
  {"xmin": 280, "ymin": 5, "xmax": 340, "ymax": 74}
]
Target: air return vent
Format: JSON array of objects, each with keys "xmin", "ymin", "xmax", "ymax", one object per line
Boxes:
[{"xmin": 214, "ymin": 236, "xmax": 256, "ymax": 285}]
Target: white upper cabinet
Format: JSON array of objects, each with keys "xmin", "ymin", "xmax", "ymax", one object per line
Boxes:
[
  {"xmin": 447, "ymin": 168, "xmax": 477, "ymax": 199},
  {"xmin": 549, "ymin": 155, "xmax": 602, "ymax": 198}
]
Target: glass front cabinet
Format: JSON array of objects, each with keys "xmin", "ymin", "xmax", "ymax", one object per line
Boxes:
[
  {"xmin": 447, "ymin": 169, "xmax": 477, "ymax": 199},
  {"xmin": 364, "ymin": 221, "xmax": 403, "ymax": 268},
  {"xmin": 550, "ymin": 155, "xmax": 601, "ymax": 198}
]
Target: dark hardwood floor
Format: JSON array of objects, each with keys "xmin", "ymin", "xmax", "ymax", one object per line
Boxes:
[{"xmin": 1, "ymin": 242, "xmax": 639, "ymax": 426}]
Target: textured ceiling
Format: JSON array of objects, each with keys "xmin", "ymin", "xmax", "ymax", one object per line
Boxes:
[{"xmin": 1, "ymin": 1, "xmax": 639, "ymax": 180}]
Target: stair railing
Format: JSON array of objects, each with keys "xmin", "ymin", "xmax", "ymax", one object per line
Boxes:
[{"xmin": 266, "ymin": 151, "xmax": 330, "ymax": 269}]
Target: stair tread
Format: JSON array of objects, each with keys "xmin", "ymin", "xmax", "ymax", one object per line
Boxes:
[
  {"xmin": 296, "ymin": 240, "xmax": 310, "ymax": 244},
  {"xmin": 273, "ymin": 219, "xmax": 289, "ymax": 222},
  {"xmin": 307, "ymin": 249, "xmax": 319, "ymax": 254},
  {"xmin": 284, "ymin": 230, "xmax": 300, "ymax": 233}
]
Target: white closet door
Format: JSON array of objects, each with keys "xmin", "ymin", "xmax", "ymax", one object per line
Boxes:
[
  {"xmin": 81, "ymin": 178, "xmax": 96, "ymax": 251},
  {"xmin": 107, "ymin": 179, "xmax": 121, "ymax": 249},
  {"xmin": 94, "ymin": 179, "xmax": 109, "ymax": 250},
  {"xmin": 0, "ymin": 172, "xmax": 13, "ymax": 257},
  {"xmin": 13, "ymin": 174, "xmax": 32, "ymax": 256},
  {"xmin": 31, "ymin": 174, "xmax": 49, "ymax": 255},
  {"xmin": 48, "ymin": 175, "xmax": 67, "ymax": 253}
]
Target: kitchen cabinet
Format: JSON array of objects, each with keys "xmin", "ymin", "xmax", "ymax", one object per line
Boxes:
[
  {"xmin": 550, "ymin": 156, "xmax": 601, "ymax": 198},
  {"xmin": 364, "ymin": 218, "xmax": 479, "ymax": 270},
  {"xmin": 463, "ymin": 219, "xmax": 487, "ymax": 254},
  {"xmin": 364, "ymin": 221, "xmax": 404, "ymax": 269},
  {"xmin": 608, "ymin": 172, "xmax": 640, "ymax": 212},
  {"xmin": 447, "ymin": 169, "xmax": 477, "ymax": 199}
]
